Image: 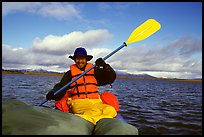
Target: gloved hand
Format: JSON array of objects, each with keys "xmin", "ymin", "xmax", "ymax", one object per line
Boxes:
[
  {"xmin": 46, "ymin": 90, "xmax": 55, "ymax": 100},
  {"xmin": 95, "ymin": 58, "xmax": 106, "ymax": 68}
]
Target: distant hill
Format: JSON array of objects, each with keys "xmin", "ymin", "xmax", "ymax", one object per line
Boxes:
[
  {"xmin": 116, "ymin": 71, "xmax": 156, "ymax": 78},
  {"xmin": 2, "ymin": 68, "xmax": 156, "ymax": 79},
  {"xmin": 2, "ymin": 68, "xmax": 64, "ymax": 76},
  {"xmin": 5, "ymin": 68, "xmax": 62, "ymax": 73},
  {"xmin": 115, "ymin": 70, "xmax": 202, "ymax": 82},
  {"xmin": 2, "ymin": 68, "xmax": 202, "ymax": 82},
  {"xmin": 189, "ymin": 78, "xmax": 202, "ymax": 80},
  {"xmin": 3, "ymin": 68, "xmax": 155, "ymax": 78}
]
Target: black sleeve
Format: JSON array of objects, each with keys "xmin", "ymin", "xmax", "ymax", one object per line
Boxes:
[
  {"xmin": 51, "ymin": 70, "xmax": 72, "ymax": 101},
  {"xmin": 94, "ymin": 64, "xmax": 116, "ymax": 86}
]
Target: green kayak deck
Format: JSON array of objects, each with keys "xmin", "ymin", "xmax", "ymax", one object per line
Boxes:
[{"xmin": 2, "ymin": 99, "xmax": 138, "ymax": 135}]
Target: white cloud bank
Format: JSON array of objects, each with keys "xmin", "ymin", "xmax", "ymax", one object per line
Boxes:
[
  {"xmin": 2, "ymin": 30, "xmax": 202, "ymax": 79},
  {"xmin": 32, "ymin": 29, "xmax": 113, "ymax": 55}
]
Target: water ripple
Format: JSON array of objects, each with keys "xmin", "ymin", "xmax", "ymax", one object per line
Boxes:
[{"xmin": 2, "ymin": 74, "xmax": 202, "ymax": 135}]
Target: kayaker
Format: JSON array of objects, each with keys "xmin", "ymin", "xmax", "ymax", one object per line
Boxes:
[
  {"xmin": 46, "ymin": 47, "xmax": 117, "ymax": 124},
  {"xmin": 3, "ymin": 47, "xmax": 138, "ymax": 135}
]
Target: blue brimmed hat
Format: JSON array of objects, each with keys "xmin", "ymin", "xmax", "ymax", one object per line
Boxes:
[{"xmin": 69, "ymin": 47, "xmax": 93, "ymax": 61}]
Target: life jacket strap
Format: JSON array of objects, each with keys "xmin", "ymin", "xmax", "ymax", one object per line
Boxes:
[{"xmin": 70, "ymin": 91, "xmax": 98, "ymax": 97}]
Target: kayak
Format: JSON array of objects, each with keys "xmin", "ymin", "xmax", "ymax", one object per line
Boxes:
[{"xmin": 2, "ymin": 99, "xmax": 138, "ymax": 135}]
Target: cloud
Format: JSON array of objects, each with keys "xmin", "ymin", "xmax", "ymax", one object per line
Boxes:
[
  {"xmin": 32, "ymin": 29, "xmax": 114, "ymax": 55},
  {"xmin": 36, "ymin": 2, "xmax": 82, "ymax": 20},
  {"xmin": 2, "ymin": 45, "xmax": 32, "ymax": 65},
  {"xmin": 2, "ymin": 44, "xmax": 71, "ymax": 71},
  {"xmin": 97, "ymin": 2, "xmax": 141, "ymax": 11},
  {"xmin": 109, "ymin": 36, "xmax": 202, "ymax": 79},
  {"xmin": 2, "ymin": 34, "xmax": 202, "ymax": 79},
  {"xmin": 2, "ymin": 2, "xmax": 41, "ymax": 16},
  {"xmin": 2, "ymin": 29, "xmax": 114, "ymax": 72},
  {"xmin": 170, "ymin": 36, "xmax": 202, "ymax": 57},
  {"xmin": 2, "ymin": 2, "xmax": 82, "ymax": 21}
]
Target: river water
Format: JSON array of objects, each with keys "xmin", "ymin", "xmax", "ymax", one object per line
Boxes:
[{"xmin": 2, "ymin": 74, "xmax": 202, "ymax": 135}]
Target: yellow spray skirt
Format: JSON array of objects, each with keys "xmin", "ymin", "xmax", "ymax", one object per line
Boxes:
[{"xmin": 68, "ymin": 98, "xmax": 117, "ymax": 125}]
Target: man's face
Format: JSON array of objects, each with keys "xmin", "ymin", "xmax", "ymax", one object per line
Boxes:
[{"xmin": 75, "ymin": 56, "xmax": 87, "ymax": 69}]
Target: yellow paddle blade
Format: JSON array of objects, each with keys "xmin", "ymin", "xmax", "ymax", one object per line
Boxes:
[{"xmin": 126, "ymin": 19, "xmax": 161, "ymax": 45}]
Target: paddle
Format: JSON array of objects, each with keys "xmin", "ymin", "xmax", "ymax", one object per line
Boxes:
[{"xmin": 38, "ymin": 18, "xmax": 161, "ymax": 106}]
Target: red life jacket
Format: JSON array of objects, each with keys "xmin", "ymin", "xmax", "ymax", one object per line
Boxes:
[
  {"xmin": 100, "ymin": 91, "xmax": 120, "ymax": 112},
  {"xmin": 55, "ymin": 90, "xmax": 70, "ymax": 112},
  {"xmin": 69, "ymin": 63, "xmax": 99, "ymax": 99}
]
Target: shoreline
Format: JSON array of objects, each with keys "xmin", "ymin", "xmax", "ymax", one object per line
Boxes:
[
  {"xmin": 116, "ymin": 75, "xmax": 202, "ymax": 83},
  {"xmin": 2, "ymin": 71, "xmax": 202, "ymax": 83}
]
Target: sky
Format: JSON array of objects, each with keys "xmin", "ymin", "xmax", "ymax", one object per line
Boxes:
[{"xmin": 2, "ymin": 2, "xmax": 202, "ymax": 79}]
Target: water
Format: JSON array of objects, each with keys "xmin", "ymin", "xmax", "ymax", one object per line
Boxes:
[{"xmin": 2, "ymin": 74, "xmax": 202, "ymax": 135}]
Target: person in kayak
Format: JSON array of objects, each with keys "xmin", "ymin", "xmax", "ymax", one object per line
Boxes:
[{"xmin": 46, "ymin": 47, "xmax": 117, "ymax": 124}]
